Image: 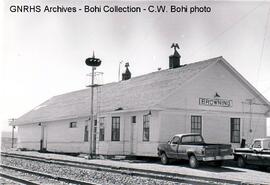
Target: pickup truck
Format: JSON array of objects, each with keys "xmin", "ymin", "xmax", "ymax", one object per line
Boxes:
[
  {"xmin": 233, "ymin": 138, "xmax": 270, "ymax": 168},
  {"xmin": 157, "ymin": 133, "xmax": 233, "ymax": 168}
]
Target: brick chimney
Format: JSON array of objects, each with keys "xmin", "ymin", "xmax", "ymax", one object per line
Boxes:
[
  {"xmin": 122, "ymin": 62, "xmax": 131, "ymax": 80},
  {"xmin": 169, "ymin": 43, "xmax": 181, "ymax": 69}
]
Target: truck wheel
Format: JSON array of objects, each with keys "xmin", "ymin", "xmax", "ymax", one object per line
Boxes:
[
  {"xmin": 237, "ymin": 156, "xmax": 245, "ymax": 168},
  {"xmin": 189, "ymin": 155, "xmax": 199, "ymax": 168},
  {"xmin": 161, "ymin": 153, "xmax": 169, "ymax": 165}
]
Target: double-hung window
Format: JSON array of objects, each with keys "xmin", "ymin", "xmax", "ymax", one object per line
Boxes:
[
  {"xmin": 111, "ymin": 117, "xmax": 120, "ymax": 141},
  {"xmin": 231, "ymin": 118, "xmax": 240, "ymax": 143},
  {"xmin": 191, "ymin": 116, "xmax": 202, "ymax": 134},
  {"xmin": 84, "ymin": 125, "xmax": 88, "ymax": 142},
  {"xmin": 99, "ymin": 117, "xmax": 105, "ymax": 141},
  {"xmin": 143, "ymin": 115, "xmax": 150, "ymax": 141}
]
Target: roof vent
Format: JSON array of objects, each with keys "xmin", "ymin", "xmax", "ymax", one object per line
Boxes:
[
  {"xmin": 115, "ymin": 107, "xmax": 123, "ymax": 111},
  {"xmin": 169, "ymin": 43, "xmax": 181, "ymax": 69},
  {"xmin": 122, "ymin": 62, "xmax": 131, "ymax": 80}
]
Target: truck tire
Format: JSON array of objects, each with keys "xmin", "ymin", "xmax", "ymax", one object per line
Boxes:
[
  {"xmin": 237, "ymin": 156, "xmax": 245, "ymax": 168},
  {"xmin": 189, "ymin": 155, "xmax": 199, "ymax": 168},
  {"xmin": 160, "ymin": 153, "xmax": 169, "ymax": 165}
]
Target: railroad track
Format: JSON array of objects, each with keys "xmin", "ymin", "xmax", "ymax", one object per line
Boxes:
[
  {"xmin": 0, "ymin": 164, "xmax": 98, "ymax": 185},
  {"xmin": 1, "ymin": 152, "xmax": 242, "ymax": 185},
  {"xmin": 0, "ymin": 172, "xmax": 39, "ymax": 185}
]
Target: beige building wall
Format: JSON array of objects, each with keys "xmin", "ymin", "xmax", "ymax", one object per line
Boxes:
[
  {"xmin": 157, "ymin": 61, "xmax": 268, "ymax": 149},
  {"xmin": 17, "ymin": 123, "xmax": 41, "ymax": 150},
  {"xmin": 96, "ymin": 110, "xmax": 161, "ymax": 156},
  {"xmin": 45, "ymin": 118, "xmax": 89, "ymax": 153},
  {"xmin": 159, "ymin": 61, "xmax": 268, "ymax": 114}
]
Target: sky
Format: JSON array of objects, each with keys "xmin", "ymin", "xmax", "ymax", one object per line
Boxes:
[{"xmin": 1, "ymin": 1, "xmax": 270, "ymax": 133}]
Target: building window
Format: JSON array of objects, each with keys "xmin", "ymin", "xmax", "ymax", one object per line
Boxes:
[
  {"xmin": 143, "ymin": 115, "xmax": 150, "ymax": 141},
  {"xmin": 69, "ymin": 122, "xmax": 77, "ymax": 128},
  {"xmin": 191, "ymin": 116, "xmax": 202, "ymax": 134},
  {"xmin": 231, "ymin": 118, "xmax": 240, "ymax": 143},
  {"xmin": 94, "ymin": 119, "xmax": 97, "ymax": 138},
  {"xmin": 131, "ymin": 116, "xmax": 136, "ymax": 123},
  {"xmin": 99, "ymin": 117, "xmax": 105, "ymax": 141},
  {"xmin": 84, "ymin": 125, "xmax": 88, "ymax": 142},
  {"xmin": 111, "ymin": 117, "xmax": 120, "ymax": 141}
]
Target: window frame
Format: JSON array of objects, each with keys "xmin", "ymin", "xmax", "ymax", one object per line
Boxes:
[
  {"xmin": 171, "ymin": 136, "xmax": 180, "ymax": 144},
  {"xmin": 191, "ymin": 115, "xmax": 202, "ymax": 134},
  {"xmin": 69, "ymin": 121, "xmax": 77, "ymax": 128},
  {"xmin": 99, "ymin": 117, "xmax": 105, "ymax": 141},
  {"xmin": 84, "ymin": 125, "xmax": 88, "ymax": 142},
  {"xmin": 143, "ymin": 115, "xmax": 150, "ymax": 141},
  {"xmin": 181, "ymin": 135, "xmax": 204, "ymax": 144},
  {"xmin": 131, "ymin": 116, "xmax": 136, "ymax": 123},
  {"xmin": 111, "ymin": 117, "xmax": 120, "ymax": 141},
  {"xmin": 230, "ymin": 118, "xmax": 240, "ymax": 143}
]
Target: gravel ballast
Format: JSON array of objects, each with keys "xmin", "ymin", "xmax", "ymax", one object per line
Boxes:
[
  {"xmin": 2, "ymin": 150, "xmax": 270, "ymax": 185},
  {"xmin": 1, "ymin": 156, "xmax": 193, "ymax": 185}
]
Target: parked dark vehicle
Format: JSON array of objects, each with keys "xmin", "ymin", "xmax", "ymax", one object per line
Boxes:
[
  {"xmin": 234, "ymin": 138, "xmax": 270, "ymax": 168},
  {"xmin": 157, "ymin": 133, "xmax": 233, "ymax": 168}
]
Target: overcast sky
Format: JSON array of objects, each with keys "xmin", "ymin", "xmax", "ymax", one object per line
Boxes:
[{"xmin": 1, "ymin": 1, "xmax": 270, "ymax": 133}]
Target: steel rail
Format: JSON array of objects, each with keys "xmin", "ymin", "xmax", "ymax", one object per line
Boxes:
[
  {"xmin": 0, "ymin": 172, "xmax": 39, "ymax": 185},
  {"xmin": 0, "ymin": 164, "xmax": 98, "ymax": 185},
  {"xmin": 1, "ymin": 152, "xmax": 242, "ymax": 185}
]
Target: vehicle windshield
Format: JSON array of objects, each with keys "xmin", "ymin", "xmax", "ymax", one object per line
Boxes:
[
  {"xmin": 263, "ymin": 140, "xmax": 270, "ymax": 149},
  {"xmin": 181, "ymin": 135, "xmax": 204, "ymax": 144},
  {"xmin": 253, "ymin": 140, "xmax": 262, "ymax": 148}
]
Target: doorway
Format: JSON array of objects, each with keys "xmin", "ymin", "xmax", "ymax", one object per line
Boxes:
[
  {"xmin": 40, "ymin": 123, "xmax": 47, "ymax": 151},
  {"xmin": 130, "ymin": 116, "xmax": 137, "ymax": 155}
]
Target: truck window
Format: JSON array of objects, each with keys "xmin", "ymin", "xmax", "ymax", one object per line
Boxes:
[
  {"xmin": 181, "ymin": 135, "xmax": 203, "ymax": 144},
  {"xmin": 253, "ymin": 141, "xmax": 261, "ymax": 148},
  {"xmin": 171, "ymin": 136, "xmax": 180, "ymax": 144}
]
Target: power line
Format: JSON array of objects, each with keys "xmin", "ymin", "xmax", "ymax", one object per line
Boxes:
[
  {"xmin": 256, "ymin": 6, "xmax": 270, "ymax": 86},
  {"xmin": 187, "ymin": 1, "xmax": 265, "ymax": 58}
]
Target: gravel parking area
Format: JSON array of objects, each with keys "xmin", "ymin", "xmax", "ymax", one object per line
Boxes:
[{"xmin": 2, "ymin": 150, "xmax": 270, "ymax": 185}]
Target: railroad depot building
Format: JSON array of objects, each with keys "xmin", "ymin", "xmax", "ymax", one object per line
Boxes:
[{"xmin": 11, "ymin": 50, "xmax": 270, "ymax": 157}]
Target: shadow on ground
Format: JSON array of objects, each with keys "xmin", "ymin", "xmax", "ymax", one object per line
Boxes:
[{"xmin": 123, "ymin": 156, "xmax": 270, "ymax": 173}]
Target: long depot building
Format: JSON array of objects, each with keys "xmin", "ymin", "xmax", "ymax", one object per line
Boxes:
[{"xmin": 11, "ymin": 49, "xmax": 270, "ymax": 157}]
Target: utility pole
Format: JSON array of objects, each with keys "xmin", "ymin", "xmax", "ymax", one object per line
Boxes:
[
  {"xmin": 8, "ymin": 118, "xmax": 16, "ymax": 148},
  {"xmin": 85, "ymin": 52, "xmax": 102, "ymax": 159}
]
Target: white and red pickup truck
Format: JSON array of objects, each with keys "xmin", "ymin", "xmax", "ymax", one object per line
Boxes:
[{"xmin": 233, "ymin": 138, "xmax": 270, "ymax": 168}]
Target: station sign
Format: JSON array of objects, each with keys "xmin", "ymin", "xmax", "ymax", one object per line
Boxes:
[{"xmin": 199, "ymin": 98, "xmax": 232, "ymax": 107}]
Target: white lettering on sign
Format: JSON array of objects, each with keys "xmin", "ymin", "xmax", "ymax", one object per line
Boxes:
[{"xmin": 199, "ymin": 98, "xmax": 233, "ymax": 107}]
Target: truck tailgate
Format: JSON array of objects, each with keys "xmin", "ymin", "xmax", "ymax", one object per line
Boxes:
[{"xmin": 205, "ymin": 144, "xmax": 232, "ymax": 156}]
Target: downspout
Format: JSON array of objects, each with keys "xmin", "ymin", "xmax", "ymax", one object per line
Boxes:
[
  {"xmin": 11, "ymin": 126, "xmax": 15, "ymax": 148},
  {"xmin": 123, "ymin": 115, "xmax": 125, "ymax": 155},
  {"xmin": 39, "ymin": 122, "xmax": 44, "ymax": 152}
]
